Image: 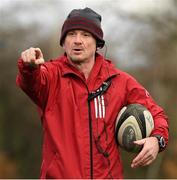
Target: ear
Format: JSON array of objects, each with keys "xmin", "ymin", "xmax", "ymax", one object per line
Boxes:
[
  {"xmin": 62, "ymin": 43, "xmax": 66, "ymax": 51},
  {"xmin": 96, "ymin": 41, "xmax": 100, "ymax": 51},
  {"xmin": 96, "ymin": 42, "xmax": 102, "ymax": 50}
]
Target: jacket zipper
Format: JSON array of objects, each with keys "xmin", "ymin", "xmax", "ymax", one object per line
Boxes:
[
  {"xmin": 87, "ymin": 99, "xmax": 93, "ymax": 179},
  {"xmin": 86, "ymin": 78, "xmax": 113, "ymax": 179},
  {"xmin": 76, "ymin": 76, "xmax": 116, "ymax": 179},
  {"xmin": 70, "ymin": 74, "xmax": 93, "ymax": 178}
]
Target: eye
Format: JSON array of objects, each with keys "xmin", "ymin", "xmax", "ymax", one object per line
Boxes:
[
  {"xmin": 67, "ymin": 31, "xmax": 75, "ymax": 36},
  {"xmin": 83, "ymin": 32, "xmax": 91, "ymax": 37}
]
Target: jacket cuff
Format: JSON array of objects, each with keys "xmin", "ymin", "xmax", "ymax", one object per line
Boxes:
[{"xmin": 18, "ymin": 58, "xmax": 39, "ymax": 74}]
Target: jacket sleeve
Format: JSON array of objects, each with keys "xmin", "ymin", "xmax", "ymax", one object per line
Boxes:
[
  {"xmin": 16, "ymin": 59, "xmax": 51, "ymax": 110},
  {"xmin": 126, "ymin": 75, "xmax": 169, "ymax": 148}
]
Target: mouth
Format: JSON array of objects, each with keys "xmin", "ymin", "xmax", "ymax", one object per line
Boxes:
[{"xmin": 72, "ymin": 48, "xmax": 83, "ymax": 53}]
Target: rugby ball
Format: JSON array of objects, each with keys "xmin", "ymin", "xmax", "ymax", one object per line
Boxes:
[{"xmin": 115, "ymin": 104, "xmax": 154, "ymax": 153}]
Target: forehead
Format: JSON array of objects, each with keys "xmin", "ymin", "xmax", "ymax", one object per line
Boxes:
[{"xmin": 67, "ymin": 29, "xmax": 93, "ymax": 35}]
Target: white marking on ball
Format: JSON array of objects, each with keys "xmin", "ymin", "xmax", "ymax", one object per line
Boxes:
[
  {"xmin": 117, "ymin": 116, "xmax": 143, "ymax": 146},
  {"xmin": 143, "ymin": 110, "xmax": 154, "ymax": 136}
]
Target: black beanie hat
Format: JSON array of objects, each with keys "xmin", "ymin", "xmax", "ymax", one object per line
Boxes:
[{"xmin": 60, "ymin": 7, "xmax": 105, "ymax": 48}]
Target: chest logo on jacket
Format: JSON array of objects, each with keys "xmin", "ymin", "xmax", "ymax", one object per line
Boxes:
[{"xmin": 94, "ymin": 87, "xmax": 106, "ymax": 118}]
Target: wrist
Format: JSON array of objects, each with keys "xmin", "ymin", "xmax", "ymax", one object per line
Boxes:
[{"xmin": 152, "ymin": 135, "xmax": 166, "ymax": 152}]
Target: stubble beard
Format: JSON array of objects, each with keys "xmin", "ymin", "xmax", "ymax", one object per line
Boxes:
[{"xmin": 70, "ymin": 55, "xmax": 86, "ymax": 64}]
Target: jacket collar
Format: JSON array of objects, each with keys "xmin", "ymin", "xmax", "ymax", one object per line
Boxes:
[{"xmin": 60, "ymin": 53, "xmax": 119, "ymax": 90}]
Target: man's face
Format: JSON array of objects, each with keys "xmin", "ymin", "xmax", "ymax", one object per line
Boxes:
[{"xmin": 63, "ymin": 30, "xmax": 96, "ymax": 63}]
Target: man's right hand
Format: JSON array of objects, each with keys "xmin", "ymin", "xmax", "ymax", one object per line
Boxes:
[{"xmin": 21, "ymin": 47, "xmax": 45, "ymax": 67}]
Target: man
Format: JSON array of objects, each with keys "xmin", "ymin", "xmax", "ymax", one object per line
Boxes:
[{"xmin": 16, "ymin": 7, "xmax": 169, "ymax": 179}]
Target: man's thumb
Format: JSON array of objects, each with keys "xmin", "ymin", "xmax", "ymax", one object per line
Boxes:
[
  {"xmin": 35, "ymin": 58, "xmax": 44, "ymax": 65},
  {"xmin": 35, "ymin": 48, "xmax": 43, "ymax": 60},
  {"xmin": 134, "ymin": 138, "xmax": 146, "ymax": 145}
]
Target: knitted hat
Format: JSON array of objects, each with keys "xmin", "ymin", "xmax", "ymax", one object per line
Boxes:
[{"xmin": 60, "ymin": 7, "xmax": 105, "ymax": 48}]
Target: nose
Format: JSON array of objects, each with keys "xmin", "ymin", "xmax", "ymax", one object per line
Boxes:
[{"xmin": 74, "ymin": 34, "xmax": 82, "ymax": 44}]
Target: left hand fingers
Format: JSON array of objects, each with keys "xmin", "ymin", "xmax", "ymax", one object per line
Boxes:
[
  {"xmin": 132, "ymin": 152, "xmax": 158, "ymax": 168},
  {"xmin": 131, "ymin": 153, "xmax": 152, "ymax": 168},
  {"xmin": 131, "ymin": 137, "xmax": 159, "ymax": 168},
  {"xmin": 131, "ymin": 140, "xmax": 147, "ymax": 168},
  {"xmin": 140, "ymin": 153, "xmax": 155, "ymax": 167},
  {"xmin": 141, "ymin": 157, "xmax": 154, "ymax": 167}
]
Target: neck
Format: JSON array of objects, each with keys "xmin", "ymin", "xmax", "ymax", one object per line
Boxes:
[
  {"xmin": 77, "ymin": 61, "xmax": 95, "ymax": 79},
  {"xmin": 68, "ymin": 57, "xmax": 95, "ymax": 79}
]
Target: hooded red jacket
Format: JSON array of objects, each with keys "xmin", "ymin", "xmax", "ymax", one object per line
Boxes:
[{"xmin": 16, "ymin": 53, "xmax": 169, "ymax": 179}]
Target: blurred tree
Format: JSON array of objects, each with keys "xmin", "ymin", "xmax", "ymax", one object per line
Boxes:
[
  {"xmin": 96, "ymin": 0, "xmax": 177, "ymax": 178},
  {"xmin": 0, "ymin": 0, "xmax": 63, "ymax": 178},
  {"xmin": 0, "ymin": 0, "xmax": 177, "ymax": 178}
]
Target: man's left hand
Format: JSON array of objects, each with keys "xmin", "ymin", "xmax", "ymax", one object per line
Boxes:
[{"xmin": 131, "ymin": 137, "xmax": 159, "ymax": 168}]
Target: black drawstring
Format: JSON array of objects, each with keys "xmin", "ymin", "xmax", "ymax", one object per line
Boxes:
[
  {"xmin": 88, "ymin": 79, "xmax": 113, "ymax": 179},
  {"xmin": 94, "ymin": 119, "xmax": 113, "ymax": 179},
  {"xmin": 88, "ymin": 80, "xmax": 111, "ymax": 101}
]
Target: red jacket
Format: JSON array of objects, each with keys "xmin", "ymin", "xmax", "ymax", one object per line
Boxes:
[{"xmin": 16, "ymin": 53, "xmax": 169, "ymax": 179}]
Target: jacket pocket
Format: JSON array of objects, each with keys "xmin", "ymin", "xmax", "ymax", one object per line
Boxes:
[
  {"xmin": 40, "ymin": 153, "xmax": 62, "ymax": 179},
  {"xmin": 46, "ymin": 153, "xmax": 63, "ymax": 179}
]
